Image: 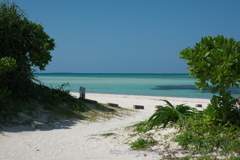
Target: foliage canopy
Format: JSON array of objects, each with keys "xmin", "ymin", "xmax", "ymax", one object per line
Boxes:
[
  {"xmin": 0, "ymin": 1, "xmax": 55, "ymax": 101},
  {"xmin": 0, "ymin": 2, "xmax": 55, "ymax": 71},
  {"xmin": 179, "ymin": 35, "xmax": 240, "ymax": 95},
  {"xmin": 179, "ymin": 35, "xmax": 240, "ymax": 124},
  {"xmin": 0, "ymin": 1, "xmax": 56, "ymax": 113}
]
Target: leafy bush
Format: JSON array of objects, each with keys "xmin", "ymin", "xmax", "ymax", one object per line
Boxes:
[
  {"xmin": 179, "ymin": 35, "xmax": 240, "ymax": 95},
  {"xmin": 209, "ymin": 95, "xmax": 239, "ymax": 125},
  {"xmin": 179, "ymin": 35, "xmax": 240, "ymax": 125},
  {"xmin": 0, "ymin": 2, "xmax": 118, "ymax": 127},
  {"xmin": 0, "ymin": 57, "xmax": 17, "ymax": 75},
  {"xmin": 147, "ymin": 100, "xmax": 197, "ymax": 129},
  {"xmin": 0, "ymin": 87, "xmax": 12, "ymax": 113},
  {"xmin": 176, "ymin": 35, "xmax": 240, "ymax": 157},
  {"xmin": 0, "ymin": 1, "xmax": 55, "ymax": 110}
]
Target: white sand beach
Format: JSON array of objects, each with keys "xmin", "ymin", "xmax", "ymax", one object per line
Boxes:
[{"xmin": 0, "ymin": 93, "xmax": 210, "ymax": 160}]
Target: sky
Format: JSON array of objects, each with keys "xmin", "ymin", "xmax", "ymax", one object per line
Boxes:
[{"xmin": 7, "ymin": 0, "xmax": 240, "ymax": 73}]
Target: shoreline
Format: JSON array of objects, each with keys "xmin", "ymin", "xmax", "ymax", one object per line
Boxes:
[
  {"xmin": 70, "ymin": 92, "xmax": 211, "ymax": 110},
  {"xmin": 70, "ymin": 92, "xmax": 211, "ymax": 101}
]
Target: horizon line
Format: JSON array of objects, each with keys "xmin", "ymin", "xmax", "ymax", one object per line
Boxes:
[{"xmin": 34, "ymin": 72, "xmax": 189, "ymax": 74}]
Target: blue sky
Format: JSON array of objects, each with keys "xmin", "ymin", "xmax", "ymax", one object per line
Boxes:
[{"xmin": 9, "ymin": 0, "xmax": 240, "ymax": 73}]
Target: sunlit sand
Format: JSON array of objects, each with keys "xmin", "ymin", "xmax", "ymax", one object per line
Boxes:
[{"xmin": 0, "ymin": 93, "xmax": 211, "ymax": 160}]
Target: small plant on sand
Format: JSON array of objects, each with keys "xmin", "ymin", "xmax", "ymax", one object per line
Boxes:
[
  {"xmin": 130, "ymin": 120, "xmax": 152, "ymax": 133},
  {"xmin": 147, "ymin": 100, "xmax": 197, "ymax": 129},
  {"xmin": 130, "ymin": 138, "xmax": 157, "ymax": 150},
  {"xmin": 101, "ymin": 133, "xmax": 116, "ymax": 137}
]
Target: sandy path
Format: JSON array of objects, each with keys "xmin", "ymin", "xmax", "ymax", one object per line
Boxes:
[{"xmin": 0, "ymin": 93, "xmax": 210, "ymax": 160}]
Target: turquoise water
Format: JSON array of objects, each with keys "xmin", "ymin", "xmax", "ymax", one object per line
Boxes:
[{"xmin": 34, "ymin": 73, "xmax": 240, "ymax": 99}]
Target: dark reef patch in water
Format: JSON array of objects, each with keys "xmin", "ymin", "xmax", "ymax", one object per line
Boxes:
[
  {"xmin": 152, "ymin": 85, "xmax": 197, "ymax": 90},
  {"xmin": 152, "ymin": 85, "xmax": 240, "ymax": 95}
]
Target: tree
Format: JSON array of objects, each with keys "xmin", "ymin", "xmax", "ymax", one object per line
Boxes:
[
  {"xmin": 0, "ymin": 2, "xmax": 55, "ymax": 99},
  {"xmin": 179, "ymin": 35, "xmax": 240, "ymax": 109}
]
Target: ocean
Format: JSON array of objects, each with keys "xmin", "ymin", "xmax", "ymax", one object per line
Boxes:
[{"xmin": 34, "ymin": 73, "xmax": 240, "ymax": 99}]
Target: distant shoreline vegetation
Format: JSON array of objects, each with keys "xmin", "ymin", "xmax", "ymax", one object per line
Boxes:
[{"xmin": 33, "ymin": 73, "xmax": 189, "ymax": 76}]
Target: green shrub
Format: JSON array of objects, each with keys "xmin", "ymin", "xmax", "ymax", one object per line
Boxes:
[
  {"xmin": 203, "ymin": 95, "xmax": 240, "ymax": 126},
  {"xmin": 179, "ymin": 35, "xmax": 240, "ymax": 129},
  {"xmin": 179, "ymin": 35, "xmax": 240, "ymax": 99},
  {"xmin": 0, "ymin": 57, "xmax": 17, "ymax": 74},
  {"xmin": 147, "ymin": 100, "xmax": 197, "ymax": 129},
  {"xmin": 0, "ymin": 1, "xmax": 55, "ymax": 111},
  {"xmin": 0, "ymin": 87, "xmax": 11, "ymax": 111}
]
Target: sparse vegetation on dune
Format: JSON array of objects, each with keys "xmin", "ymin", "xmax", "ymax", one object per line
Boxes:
[
  {"xmin": 0, "ymin": 82, "xmax": 131, "ymax": 129},
  {"xmin": 128, "ymin": 100, "xmax": 240, "ymax": 159}
]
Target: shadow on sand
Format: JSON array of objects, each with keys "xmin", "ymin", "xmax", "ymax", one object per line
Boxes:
[{"xmin": 0, "ymin": 99, "xmax": 118, "ymax": 133}]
